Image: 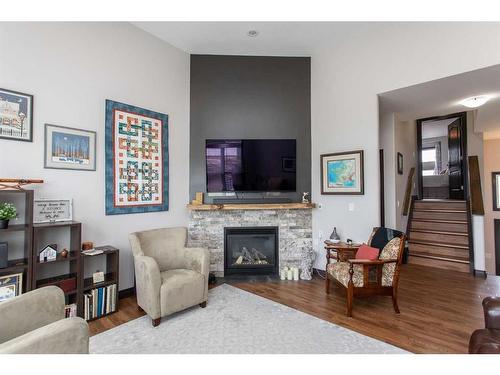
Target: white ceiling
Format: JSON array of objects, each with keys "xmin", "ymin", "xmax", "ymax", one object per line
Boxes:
[
  {"xmin": 379, "ymin": 64, "xmax": 500, "ymax": 139},
  {"xmin": 132, "ymin": 22, "xmax": 380, "ymax": 56}
]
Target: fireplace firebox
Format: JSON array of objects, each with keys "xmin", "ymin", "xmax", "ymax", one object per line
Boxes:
[{"xmin": 224, "ymin": 227, "xmax": 278, "ymax": 276}]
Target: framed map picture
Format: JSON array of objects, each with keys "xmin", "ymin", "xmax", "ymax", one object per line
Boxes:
[
  {"xmin": 321, "ymin": 150, "xmax": 364, "ymax": 195},
  {"xmin": 44, "ymin": 124, "xmax": 96, "ymax": 171},
  {"xmin": 0, "ymin": 88, "xmax": 33, "ymax": 142},
  {"xmin": 105, "ymin": 100, "xmax": 169, "ymax": 215}
]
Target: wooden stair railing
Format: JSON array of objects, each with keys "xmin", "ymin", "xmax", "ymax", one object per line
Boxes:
[
  {"xmin": 402, "ymin": 167, "xmax": 415, "ymax": 216},
  {"xmin": 468, "ymin": 155, "xmax": 484, "ymax": 215}
]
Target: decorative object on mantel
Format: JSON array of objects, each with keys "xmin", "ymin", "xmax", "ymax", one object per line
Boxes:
[
  {"xmin": 44, "ymin": 124, "xmax": 97, "ymax": 171},
  {"xmin": 302, "ymin": 192, "xmax": 310, "ymax": 203},
  {"xmin": 320, "ymin": 150, "xmax": 364, "ymax": 195},
  {"xmin": 33, "ymin": 198, "xmax": 72, "ymax": 223},
  {"xmin": 39, "ymin": 244, "xmax": 57, "ymax": 263},
  {"xmin": 0, "ymin": 202, "xmax": 17, "ymax": 229},
  {"xmin": 0, "ymin": 178, "xmax": 43, "ymax": 191},
  {"xmin": 105, "ymin": 99, "xmax": 169, "ymax": 215},
  {"xmin": 329, "ymin": 227, "xmax": 341, "ymax": 244},
  {"xmin": 0, "ymin": 88, "xmax": 33, "ymax": 142},
  {"xmin": 191, "ymin": 192, "xmax": 204, "ymax": 205}
]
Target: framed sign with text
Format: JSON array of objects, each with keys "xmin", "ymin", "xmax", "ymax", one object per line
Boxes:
[{"xmin": 33, "ymin": 199, "xmax": 73, "ymax": 223}]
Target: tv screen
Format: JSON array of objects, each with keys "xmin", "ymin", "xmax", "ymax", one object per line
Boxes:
[{"xmin": 206, "ymin": 139, "xmax": 296, "ymax": 192}]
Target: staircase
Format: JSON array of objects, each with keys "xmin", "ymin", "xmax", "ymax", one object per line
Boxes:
[{"xmin": 407, "ymin": 200, "xmax": 471, "ymax": 273}]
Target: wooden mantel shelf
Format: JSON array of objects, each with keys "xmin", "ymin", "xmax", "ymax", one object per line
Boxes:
[{"xmin": 187, "ymin": 202, "xmax": 316, "ymax": 211}]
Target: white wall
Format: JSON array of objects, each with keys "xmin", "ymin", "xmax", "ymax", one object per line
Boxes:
[
  {"xmin": 379, "ymin": 112, "xmax": 396, "ymax": 228},
  {"xmin": 312, "ymin": 23, "xmax": 500, "ymax": 269},
  {"xmin": 0, "ymin": 23, "xmax": 190, "ymax": 290}
]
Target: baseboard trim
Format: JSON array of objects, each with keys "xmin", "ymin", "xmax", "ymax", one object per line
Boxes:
[
  {"xmin": 473, "ymin": 270, "xmax": 488, "ymax": 279},
  {"xmin": 118, "ymin": 287, "xmax": 136, "ymax": 299}
]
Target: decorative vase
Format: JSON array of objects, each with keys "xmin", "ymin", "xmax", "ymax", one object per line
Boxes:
[
  {"xmin": 0, "ymin": 219, "xmax": 9, "ymax": 229},
  {"xmin": 329, "ymin": 227, "xmax": 340, "ymax": 243}
]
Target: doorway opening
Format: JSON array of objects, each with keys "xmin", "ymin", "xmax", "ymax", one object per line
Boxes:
[{"xmin": 416, "ymin": 112, "xmax": 468, "ymax": 200}]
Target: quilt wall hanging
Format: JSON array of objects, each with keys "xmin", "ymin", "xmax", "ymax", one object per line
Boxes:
[{"xmin": 105, "ymin": 100, "xmax": 169, "ymax": 215}]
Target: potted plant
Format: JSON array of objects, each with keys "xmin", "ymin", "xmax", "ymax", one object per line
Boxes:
[{"xmin": 0, "ymin": 203, "xmax": 17, "ymax": 229}]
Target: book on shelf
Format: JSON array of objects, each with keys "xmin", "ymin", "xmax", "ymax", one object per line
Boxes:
[
  {"xmin": 64, "ymin": 303, "xmax": 77, "ymax": 318},
  {"xmin": 84, "ymin": 283, "xmax": 117, "ymax": 320}
]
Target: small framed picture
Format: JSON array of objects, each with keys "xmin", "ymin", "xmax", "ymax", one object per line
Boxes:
[
  {"xmin": 492, "ymin": 172, "xmax": 500, "ymax": 211},
  {"xmin": 34, "ymin": 198, "xmax": 73, "ymax": 223},
  {"xmin": 321, "ymin": 150, "xmax": 364, "ymax": 195},
  {"xmin": 44, "ymin": 124, "xmax": 96, "ymax": 171},
  {"xmin": 397, "ymin": 152, "xmax": 404, "ymax": 175},
  {"xmin": 0, "ymin": 272, "xmax": 23, "ymax": 302},
  {"xmin": 0, "ymin": 88, "xmax": 34, "ymax": 142}
]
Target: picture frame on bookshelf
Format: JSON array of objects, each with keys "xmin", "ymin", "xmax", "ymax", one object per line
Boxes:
[
  {"xmin": 0, "ymin": 272, "xmax": 23, "ymax": 302},
  {"xmin": 33, "ymin": 198, "xmax": 73, "ymax": 223}
]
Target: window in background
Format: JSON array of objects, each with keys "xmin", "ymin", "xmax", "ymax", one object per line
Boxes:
[{"xmin": 422, "ymin": 147, "xmax": 437, "ymax": 176}]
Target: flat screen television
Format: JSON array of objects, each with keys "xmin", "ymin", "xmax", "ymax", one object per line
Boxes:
[{"xmin": 206, "ymin": 139, "xmax": 296, "ymax": 192}]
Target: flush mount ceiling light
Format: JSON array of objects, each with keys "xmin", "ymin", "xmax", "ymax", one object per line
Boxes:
[
  {"xmin": 459, "ymin": 95, "xmax": 490, "ymax": 108},
  {"xmin": 247, "ymin": 30, "xmax": 259, "ymax": 37}
]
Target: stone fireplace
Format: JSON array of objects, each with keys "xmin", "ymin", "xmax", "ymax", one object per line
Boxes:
[{"xmin": 187, "ymin": 205, "xmax": 313, "ymax": 277}]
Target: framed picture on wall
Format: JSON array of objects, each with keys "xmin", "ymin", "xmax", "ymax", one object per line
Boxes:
[
  {"xmin": 0, "ymin": 88, "xmax": 33, "ymax": 142},
  {"xmin": 320, "ymin": 150, "xmax": 364, "ymax": 195},
  {"xmin": 105, "ymin": 99, "xmax": 169, "ymax": 215},
  {"xmin": 492, "ymin": 172, "xmax": 500, "ymax": 211},
  {"xmin": 44, "ymin": 124, "xmax": 96, "ymax": 171},
  {"xmin": 397, "ymin": 152, "xmax": 404, "ymax": 175}
]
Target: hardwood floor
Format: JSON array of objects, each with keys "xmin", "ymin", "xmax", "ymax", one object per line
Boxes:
[{"xmin": 88, "ymin": 264, "xmax": 500, "ymax": 353}]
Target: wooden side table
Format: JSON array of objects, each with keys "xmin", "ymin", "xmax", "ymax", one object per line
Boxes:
[{"xmin": 324, "ymin": 241, "xmax": 360, "ymax": 266}]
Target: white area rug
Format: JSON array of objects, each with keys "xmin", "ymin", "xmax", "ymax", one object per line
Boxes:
[{"xmin": 90, "ymin": 284, "xmax": 407, "ymax": 354}]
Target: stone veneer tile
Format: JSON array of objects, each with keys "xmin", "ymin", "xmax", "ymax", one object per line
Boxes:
[{"xmin": 188, "ymin": 209, "xmax": 313, "ymax": 276}]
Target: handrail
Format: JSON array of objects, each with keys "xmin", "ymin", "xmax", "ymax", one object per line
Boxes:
[
  {"xmin": 468, "ymin": 156, "xmax": 484, "ymax": 215},
  {"xmin": 402, "ymin": 167, "xmax": 415, "ymax": 216}
]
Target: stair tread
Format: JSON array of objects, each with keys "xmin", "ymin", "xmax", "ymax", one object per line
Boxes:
[
  {"xmin": 413, "ymin": 209, "xmax": 467, "ymax": 213},
  {"xmin": 411, "ymin": 218, "xmax": 468, "ymax": 224},
  {"xmin": 410, "ymin": 249, "xmax": 469, "ymax": 261},
  {"xmin": 409, "ymin": 253, "xmax": 470, "ymax": 264},
  {"xmin": 408, "ymin": 239, "xmax": 469, "ymax": 249},
  {"xmin": 409, "ymin": 229, "xmax": 468, "ymax": 236}
]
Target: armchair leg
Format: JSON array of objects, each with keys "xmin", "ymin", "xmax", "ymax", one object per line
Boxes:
[
  {"xmin": 347, "ymin": 284, "xmax": 354, "ymax": 317},
  {"xmin": 152, "ymin": 318, "xmax": 161, "ymax": 327},
  {"xmin": 392, "ymin": 289, "xmax": 400, "ymax": 314},
  {"xmin": 199, "ymin": 301, "xmax": 207, "ymax": 308},
  {"xmin": 325, "ymin": 277, "xmax": 330, "ymax": 294}
]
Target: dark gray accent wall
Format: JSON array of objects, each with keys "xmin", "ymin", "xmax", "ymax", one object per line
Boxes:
[{"xmin": 190, "ymin": 55, "xmax": 311, "ymax": 202}]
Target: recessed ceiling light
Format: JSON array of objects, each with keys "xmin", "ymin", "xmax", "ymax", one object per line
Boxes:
[
  {"xmin": 247, "ymin": 30, "xmax": 259, "ymax": 37},
  {"xmin": 459, "ymin": 95, "xmax": 490, "ymax": 108}
]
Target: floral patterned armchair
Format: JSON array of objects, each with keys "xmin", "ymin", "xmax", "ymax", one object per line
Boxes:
[{"xmin": 325, "ymin": 227, "xmax": 406, "ymax": 317}]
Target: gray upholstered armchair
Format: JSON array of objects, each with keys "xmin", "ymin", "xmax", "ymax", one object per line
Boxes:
[
  {"xmin": 129, "ymin": 227, "xmax": 209, "ymax": 327},
  {"xmin": 0, "ymin": 286, "xmax": 89, "ymax": 354}
]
